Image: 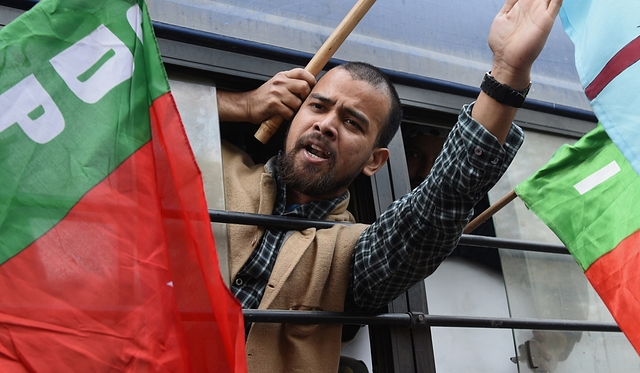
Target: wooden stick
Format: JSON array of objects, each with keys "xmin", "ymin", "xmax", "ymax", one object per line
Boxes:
[
  {"xmin": 254, "ymin": 0, "xmax": 377, "ymax": 144},
  {"xmin": 464, "ymin": 190, "xmax": 517, "ymax": 234}
]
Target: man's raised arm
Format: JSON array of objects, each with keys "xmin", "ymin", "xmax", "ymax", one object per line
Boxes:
[
  {"xmin": 348, "ymin": 0, "xmax": 564, "ymax": 312},
  {"xmin": 472, "ymin": 0, "xmax": 563, "ymax": 143}
]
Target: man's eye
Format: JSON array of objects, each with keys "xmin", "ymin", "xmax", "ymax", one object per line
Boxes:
[
  {"xmin": 346, "ymin": 119, "xmax": 361, "ymax": 130},
  {"xmin": 310, "ymin": 103, "xmax": 323, "ymax": 110}
]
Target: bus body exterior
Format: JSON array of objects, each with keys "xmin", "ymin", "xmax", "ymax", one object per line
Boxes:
[{"xmin": 2, "ymin": 1, "xmax": 638, "ymax": 372}]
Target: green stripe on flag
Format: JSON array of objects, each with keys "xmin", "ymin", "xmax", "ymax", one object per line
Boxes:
[
  {"xmin": 515, "ymin": 124, "xmax": 640, "ymax": 271},
  {"xmin": 0, "ymin": 0, "xmax": 169, "ymax": 264}
]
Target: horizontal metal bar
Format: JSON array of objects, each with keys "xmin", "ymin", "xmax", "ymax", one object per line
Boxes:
[
  {"xmin": 245, "ymin": 310, "xmax": 412, "ymax": 327},
  {"xmin": 209, "ymin": 209, "xmax": 569, "ymax": 255},
  {"xmin": 243, "ymin": 310, "xmax": 621, "ymax": 333},
  {"xmin": 209, "ymin": 209, "xmax": 349, "ymax": 230},
  {"xmin": 458, "ymin": 235, "xmax": 569, "ymax": 255},
  {"xmin": 0, "ymin": 0, "xmax": 37, "ymax": 11}
]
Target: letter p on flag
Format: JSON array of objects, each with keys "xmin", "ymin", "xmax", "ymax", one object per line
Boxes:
[
  {"xmin": 0, "ymin": 74, "xmax": 64, "ymax": 144},
  {"xmin": 1, "ymin": 9, "xmax": 135, "ymax": 144}
]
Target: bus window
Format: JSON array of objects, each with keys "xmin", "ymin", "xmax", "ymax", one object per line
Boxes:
[{"xmin": 403, "ymin": 125, "xmax": 446, "ymax": 190}]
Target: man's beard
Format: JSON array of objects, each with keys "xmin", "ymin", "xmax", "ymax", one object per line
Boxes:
[{"xmin": 278, "ymin": 134, "xmax": 363, "ymax": 197}]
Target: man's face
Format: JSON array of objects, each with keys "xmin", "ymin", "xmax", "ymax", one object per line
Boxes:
[
  {"xmin": 405, "ymin": 133, "xmax": 446, "ymax": 190},
  {"xmin": 281, "ymin": 68, "xmax": 390, "ymax": 201}
]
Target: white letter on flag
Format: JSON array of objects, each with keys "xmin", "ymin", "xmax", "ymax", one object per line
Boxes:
[
  {"xmin": 573, "ymin": 160, "xmax": 621, "ymax": 195},
  {"xmin": 127, "ymin": 5, "xmax": 143, "ymax": 43},
  {"xmin": 0, "ymin": 74, "xmax": 65, "ymax": 144},
  {"xmin": 50, "ymin": 25, "xmax": 134, "ymax": 104}
]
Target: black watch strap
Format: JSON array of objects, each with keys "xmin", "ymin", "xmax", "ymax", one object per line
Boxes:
[{"xmin": 480, "ymin": 72, "xmax": 531, "ymax": 108}]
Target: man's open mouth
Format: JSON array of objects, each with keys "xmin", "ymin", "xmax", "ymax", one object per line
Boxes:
[{"xmin": 305, "ymin": 144, "xmax": 331, "ymax": 160}]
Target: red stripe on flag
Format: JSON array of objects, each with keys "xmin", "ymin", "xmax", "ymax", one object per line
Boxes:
[
  {"xmin": 148, "ymin": 92, "xmax": 247, "ymax": 372},
  {"xmin": 0, "ymin": 93, "xmax": 246, "ymax": 372},
  {"xmin": 585, "ymin": 229, "xmax": 640, "ymax": 355},
  {"xmin": 585, "ymin": 36, "xmax": 640, "ymax": 100},
  {"xmin": 0, "ymin": 140, "xmax": 192, "ymax": 372}
]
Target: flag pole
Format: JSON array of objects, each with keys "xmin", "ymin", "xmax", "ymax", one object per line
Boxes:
[
  {"xmin": 254, "ymin": 0, "xmax": 377, "ymax": 144},
  {"xmin": 464, "ymin": 190, "xmax": 517, "ymax": 234}
]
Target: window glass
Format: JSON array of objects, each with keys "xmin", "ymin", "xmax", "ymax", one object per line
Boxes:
[
  {"xmin": 491, "ymin": 129, "xmax": 640, "ymax": 372},
  {"xmin": 147, "ymin": 0, "xmax": 589, "ymax": 111}
]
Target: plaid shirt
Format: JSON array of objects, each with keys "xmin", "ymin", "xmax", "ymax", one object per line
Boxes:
[
  {"xmin": 231, "ymin": 155, "xmax": 347, "ymax": 311},
  {"xmin": 347, "ymin": 103, "xmax": 523, "ymax": 312},
  {"xmin": 232, "ymin": 103, "xmax": 523, "ymax": 316}
]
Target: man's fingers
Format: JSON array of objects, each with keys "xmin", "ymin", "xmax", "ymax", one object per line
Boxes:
[
  {"xmin": 500, "ymin": 0, "xmax": 562, "ymax": 16},
  {"xmin": 284, "ymin": 68, "xmax": 315, "ymax": 100},
  {"xmin": 547, "ymin": 0, "xmax": 563, "ymax": 15},
  {"xmin": 282, "ymin": 79, "xmax": 312, "ymax": 102},
  {"xmin": 276, "ymin": 105, "xmax": 296, "ymax": 121},
  {"xmin": 500, "ymin": 0, "xmax": 518, "ymax": 15},
  {"xmin": 285, "ymin": 68, "xmax": 317, "ymax": 87},
  {"xmin": 249, "ymin": 68, "xmax": 315, "ymax": 122},
  {"xmin": 278, "ymin": 95, "xmax": 303, "ymax": 121}
]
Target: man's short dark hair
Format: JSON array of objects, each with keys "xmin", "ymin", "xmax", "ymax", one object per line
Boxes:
[{"xmin": 335, "ymin": 62, "xmax": 402, "ymax": 148}]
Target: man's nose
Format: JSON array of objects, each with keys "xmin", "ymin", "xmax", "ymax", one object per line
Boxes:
[{"xmin": 313, "ymin": 114, "xmax": 338, "ymax": 139}]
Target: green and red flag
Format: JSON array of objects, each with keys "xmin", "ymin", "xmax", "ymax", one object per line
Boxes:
[
  {"xmin": 515, "ymin": 124, "xmax": 640, "ymax": 354},
  {"xmin": 515, "ymin": 0, "xmax": 640, "ymax": 355},
  {"xmin": 0, "ymin": 0, "xmax": 246, "ymax": 371}
]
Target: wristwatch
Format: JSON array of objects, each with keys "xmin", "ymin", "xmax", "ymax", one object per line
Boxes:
[{"xmin": 480, "ymin": 71, "xmax": 531, "ymax": 108}]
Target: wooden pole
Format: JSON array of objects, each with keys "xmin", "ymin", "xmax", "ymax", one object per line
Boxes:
[
  {"xmin": 254, "ymin": 0, "xmax": 377, "ymax": 144},
  {"xmin": 464, "ymin": 190, "xmax": 517, "ymax": 234}
]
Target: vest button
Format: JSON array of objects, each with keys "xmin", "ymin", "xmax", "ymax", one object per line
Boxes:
[
  {"xmin": 251, "ymin": 236, "xmax": 258, "ymax": 247},
  {"xmin": 235, "ymin": 278, "xmax": 244, "ymax": 286}
]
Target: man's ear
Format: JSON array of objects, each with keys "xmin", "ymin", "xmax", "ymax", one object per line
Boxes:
[{"xmin": 362, "ymin": 147, "xmax": 390, "ymax": 177}]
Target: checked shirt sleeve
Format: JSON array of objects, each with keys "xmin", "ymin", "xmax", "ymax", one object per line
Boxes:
[{"xmin": 347, "ymin": 103, "xmax": 524, "ymax": 313}]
